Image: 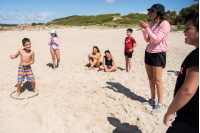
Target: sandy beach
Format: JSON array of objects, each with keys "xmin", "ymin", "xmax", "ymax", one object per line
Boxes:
[{"xmin": 0, "ymin": 28, "xmax": 195, "ymax": 133}]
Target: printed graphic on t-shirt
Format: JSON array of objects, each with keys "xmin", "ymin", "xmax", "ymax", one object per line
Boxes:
[
  {"xmin": 178, "ymin": 65, "xmax": 185, "ymax": 81},
  {"xmin": 126, "ymin": 40, "xmax": 130, "ymax": 43},
  {"xmin": 125, "ymin": 37, "xmax": 136, "ymax": 53}
]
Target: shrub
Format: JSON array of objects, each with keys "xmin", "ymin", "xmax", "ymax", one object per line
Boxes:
[
  {"xmin": 32, "ymin": 22, "xmax": 37, "ymax": 26},
  {"xmin": 43, "ymin": 4, "xmax": 199, "ymax": 27},
  {"xmin": 177, "ymin": 23, "xmax": 186, "ymax": 30},
  {"xmin": 32, "ymin": 22, "xmax": 44, "ymax": 26}
]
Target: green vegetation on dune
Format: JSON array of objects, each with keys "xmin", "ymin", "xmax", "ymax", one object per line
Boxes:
[
  {"xmin": 44, "ymin": 13, "xmax": 153, "ymax": 27},
  {"xmin": 32, "ymin": 4, "xmax": 199, "ymax": 29},
  {"xmin": 31, "ymin": 22, "xmax": 45, "ymax": 26},
  {"xmin": 115, "ymin": 13, "xmax": 153, "ymax": 24},
  {"xmin": 46, "ymin": 14, "xmax": 121, "ymax": 26}
]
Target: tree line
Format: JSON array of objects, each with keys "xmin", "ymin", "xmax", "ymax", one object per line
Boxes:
[
  {"xmin": 0, "ymin": 23, "xmax": 18, "ymax": 27},
  {"xmin": 167, "ymin": 4, "xmax": 199, "ymax": 25}
]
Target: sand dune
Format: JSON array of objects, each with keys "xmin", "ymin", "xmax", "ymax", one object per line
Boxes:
[{"xmin": 0, "ymin": 28, "xmax": 194, "ymax": 133}]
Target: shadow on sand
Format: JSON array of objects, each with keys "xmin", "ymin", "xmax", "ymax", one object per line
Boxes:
[
  {"xmin": 85, "ymin": 63, "xmax": 91, "ymax": 67},
  {"xmin": 85, "ymin": 63, "xmax": 100, "ymax": 68},
  {"xmin": 107, "ymin": 117, "xmax": 142, "ymax": 133},
  {"xmin": 46, "ymin": 63, "xmax": 54, "ymax": 68},
  {"xmin": 167, "ymin": 70, "xmax": 179, "ymax": 76},
  {"xmin": 117, "ymin": 67, "xmax": 125, "ymax": 71},
  {"xmin": 106, "ymin": 82, "xmax": 146, "ymax": 103},
  {"xmin": 15, "ymin": 81, "xmax": 34, "ymax": 93}
]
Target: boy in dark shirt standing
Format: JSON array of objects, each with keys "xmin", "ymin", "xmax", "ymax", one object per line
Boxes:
[{"xmin": 124, "ymin": 28, "xmax": 138, "ymax": 74}]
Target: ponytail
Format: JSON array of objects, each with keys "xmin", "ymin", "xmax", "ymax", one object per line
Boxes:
[{"xmin": 158, "ymin": 13, "xmax": 173, "ymax": 26}]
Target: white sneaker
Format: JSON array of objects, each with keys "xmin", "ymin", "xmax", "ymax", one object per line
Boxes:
[{"xmin": 152, "ymin": 104, "xmax": 163, "ymax": 113}]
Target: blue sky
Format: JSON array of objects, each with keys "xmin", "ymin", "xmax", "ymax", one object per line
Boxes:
[{"xmin": 0, "ymin": 0, "xmax": 198, "ymax": 24}]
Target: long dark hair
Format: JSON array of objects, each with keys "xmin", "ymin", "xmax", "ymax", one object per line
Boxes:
[
  {"xmin": 104, "ymin": 50, "xmax": 111, "ymax": 54},
  {"xmin": 158, "ymin": 13, "xmax": 173, "ymax": 26},
  {"xmin": 93, "ymin": 46, "xmax": 100, "ymax": 53},
  {"xmin": 104, "ymin": 50, "xmax": 111, "ymax": 58}
]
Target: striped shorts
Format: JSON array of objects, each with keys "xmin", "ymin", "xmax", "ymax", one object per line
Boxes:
[{"xmin": 18, "ymin": 65, "xmax": 35, "ymax": 82}]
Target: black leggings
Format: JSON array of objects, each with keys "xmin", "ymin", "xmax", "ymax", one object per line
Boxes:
[{"xmin": 166, "ymin": 119, "xmax": 198, "ymax": 133}]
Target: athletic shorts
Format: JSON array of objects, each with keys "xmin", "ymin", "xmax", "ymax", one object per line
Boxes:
[
  {"xmin": 18, "ymin": 65, "xmax": 35, "ymax": 82},
  {"xmin": 145, "ymin": 50, "xmax": 166, "ymax": 68},
  {"xmin": 124, "ymin": 52, "xmax": 133, "ymax": 58},
  {"xmin": 166, "ymin": 118, "xmax": 198, "ymax": 133}
]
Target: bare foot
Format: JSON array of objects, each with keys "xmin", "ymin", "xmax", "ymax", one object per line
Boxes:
[
  {"xmin": 33, "ymin": 89, "xmax": 38, "ymax": 93},
  {"xmin": 92, "ymin": 67, "xmax": 95, "ymax": 70},
  {"xmin": 15, "ymin": 92, "xmax": 20, "ymax": 97},
  {"xmin": 123, "ymin": 69, "xmax": 128, "ymax": 72},
  {"xmin": 128, "ymin": 71, "xmax": 131, "ymax": 75},
  {"xmin": 85, "ymin": 68, "xmax": 91, "ymax": 71}
]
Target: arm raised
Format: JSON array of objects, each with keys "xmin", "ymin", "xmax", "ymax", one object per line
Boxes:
[
  {"xmin": 139, "ymin": 20, "xmax": 150, "ymax": 43},
  {"xmin": 48, "ymin": 38, "xmax": 52, "ymax": 45},
  {"xmin": 53, "ymin": 37, "xmax": 59, "ymax": 46},
  {"xmin": 142, "ymin": 30, "xmax": 150, "ymax": 43},
  {"xmin": 146, "ymin": 21, "xmax": 170, "ymax": 44}
]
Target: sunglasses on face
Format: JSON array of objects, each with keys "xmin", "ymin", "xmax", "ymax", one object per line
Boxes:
[{"xmin": 148, "ymin": 9, "xmax": 154, "ymax": 14}]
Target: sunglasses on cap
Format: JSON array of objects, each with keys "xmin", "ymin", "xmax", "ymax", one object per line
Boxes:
[{"xmin": 148, "ymin": 9, "xmax": 154, "ymax": 14}]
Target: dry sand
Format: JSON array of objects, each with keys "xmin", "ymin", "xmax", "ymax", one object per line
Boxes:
[{"xmin": 0, "ymin": 28, "xmax": 195, "ymax": 133}]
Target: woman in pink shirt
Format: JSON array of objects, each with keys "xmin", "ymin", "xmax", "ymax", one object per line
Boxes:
[
  {"xmin": 48, "ymin": 30, "xmax": 60, "ymax": 70},
  {"xmin": 139, "ymin": 4, "xmax": 173, "ymax": 113}
]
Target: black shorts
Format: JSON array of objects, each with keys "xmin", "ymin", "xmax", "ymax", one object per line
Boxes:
[
  {"xmin": 145, "ymin": 50, "xmax": 166, "ymax": 68},
  {"xmin": 166, "ymin": 118, "xmax": 198, "ymax": 133},
  {"xmin": 124, "ymin": 52, "xmax": 133, "ymax": 58}
]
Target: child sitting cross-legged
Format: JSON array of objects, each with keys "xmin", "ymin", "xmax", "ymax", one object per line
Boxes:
[{"xmin": 99, "ymin": 50, "xmax": 117, "ymax": 72}]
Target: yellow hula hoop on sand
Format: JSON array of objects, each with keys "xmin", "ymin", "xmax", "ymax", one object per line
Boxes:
[{"xmin": 10, "ymin": 90, "xmax": 39, "ymax": 100}]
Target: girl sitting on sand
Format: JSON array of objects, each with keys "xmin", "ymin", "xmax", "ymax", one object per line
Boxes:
[
  {"xmin": 99, "ymin": 50, "xmax": 117, "ymax": 72},
  {"xmin": 85, "ymin": 46, "xmax": 102, "ymax": 70},
  {"xmin": 48, "ymin": 30, "xmax": 60, "ymax": 70}
]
